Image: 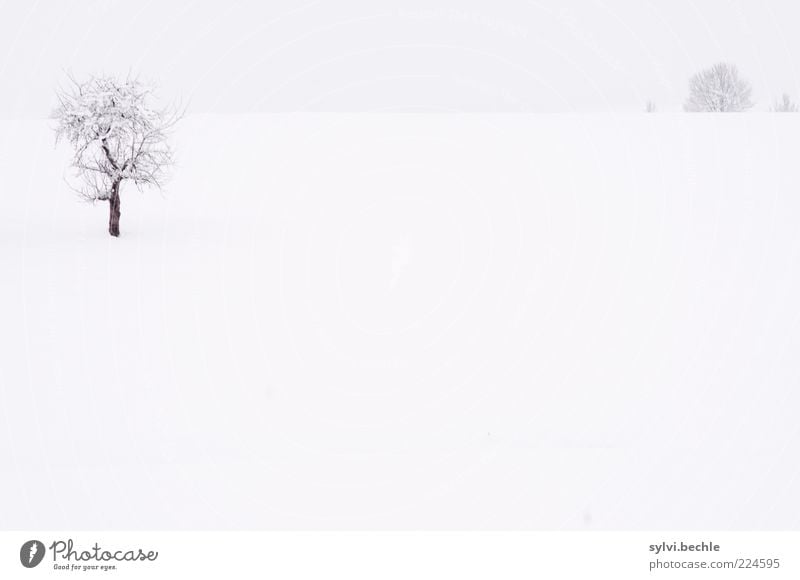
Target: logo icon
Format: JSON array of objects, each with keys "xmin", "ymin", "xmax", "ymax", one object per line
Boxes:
[{"xmin": 20, "ymin": 540, "xmax": 46, "ymax": 568}]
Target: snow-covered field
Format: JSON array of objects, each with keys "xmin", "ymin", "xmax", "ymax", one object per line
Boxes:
[{"xmin": 2, "ymin": 113, "xmax": 800, "ymax": 529}]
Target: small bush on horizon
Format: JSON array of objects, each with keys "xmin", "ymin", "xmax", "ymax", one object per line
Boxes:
[
  {"xmin": 771, "ymin": 93, "xmax": 798, "ymax": 112},
  {"xmin": 684, "ymin": 63, "xmax": 754, "ymax": 112}
]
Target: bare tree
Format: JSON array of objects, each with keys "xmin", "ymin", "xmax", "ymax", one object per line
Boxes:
[
  {"xmin": 53, "ymin": 75, "xmax": 180, "ymax": 237},
  {"xmin": 771, "ymin": 93, "xmax": 798, "ymax": 112},
  {"xmin": 645, "ymin": 100, "xmax": 657, "ymax": 113},
  {"xmin": 683, "ymin": 63, "xmax": 754, "ymax": 112}
]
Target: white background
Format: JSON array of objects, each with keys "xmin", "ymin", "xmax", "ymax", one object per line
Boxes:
[
  {"xmin": 1, "ymin": 0, "xmax": 800, "ymax": 117},
  {"xmin": 1, "ymin": 1, "xmax": 800, "ymax": 531}
]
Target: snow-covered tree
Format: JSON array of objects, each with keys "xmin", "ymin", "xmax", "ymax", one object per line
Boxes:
[
  {"xmin": 53, "ymin": 75, "xmax": 180, "ymax": 237},
  {"xmin": 683, "ymin": 63, "xmax": 753, "ymax": 112},
  {"xmin": 771, "ymin": 93, "xmax": 798, "ymax": 112}
]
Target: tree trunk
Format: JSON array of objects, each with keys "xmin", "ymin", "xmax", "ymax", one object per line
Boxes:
[{"xmin": 108, "ymin": 180, "xmax": 121, "ymax": 237}]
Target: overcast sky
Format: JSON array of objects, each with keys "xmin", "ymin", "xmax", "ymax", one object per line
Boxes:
[{"xmin": 1, "ymin": 0, "xmax": 800, "ymax": 117}]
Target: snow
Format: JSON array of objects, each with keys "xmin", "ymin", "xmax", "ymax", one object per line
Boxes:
[{"xmin": 2, "ymin": 113, "xmax": 800, "ymax": 529}]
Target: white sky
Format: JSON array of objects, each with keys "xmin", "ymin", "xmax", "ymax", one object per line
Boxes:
[{"xmin": 1, "ymin": 0, "xmax": 800, "ymax": 116}]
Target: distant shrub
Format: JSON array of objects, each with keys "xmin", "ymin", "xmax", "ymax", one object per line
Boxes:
[
  {"xmin": 771, "ymin": 94, "xmax": 798, "ymax": 112},
  {"xmin": 684, "ymin": 63, "xmax": 753, "ymax": 112}
]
